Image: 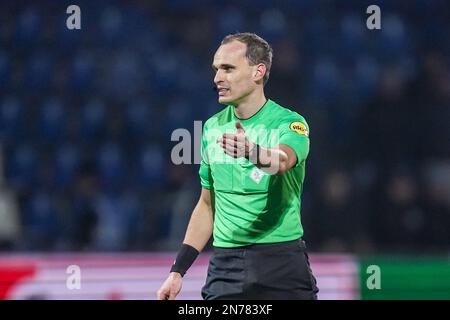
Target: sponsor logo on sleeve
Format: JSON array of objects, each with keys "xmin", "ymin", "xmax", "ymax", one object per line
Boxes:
[{"xmin": 289, "ymin": 122, "xmax": 309, "ymax": 137}]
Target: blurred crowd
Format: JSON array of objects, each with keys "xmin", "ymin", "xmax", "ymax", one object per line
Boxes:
[{"xmin": 0, "ymin": 0, "xmax": 449, "ymax": 253}]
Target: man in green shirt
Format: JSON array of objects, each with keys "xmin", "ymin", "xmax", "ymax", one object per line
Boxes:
[{"xmin": 157, "ymin": 32, "xmax": 318, "ymax": 300}]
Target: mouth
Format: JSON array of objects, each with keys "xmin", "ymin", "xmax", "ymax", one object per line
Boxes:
[{"xmin": 217, "ymin": 88, "xmax": 229, "ymax": 97}]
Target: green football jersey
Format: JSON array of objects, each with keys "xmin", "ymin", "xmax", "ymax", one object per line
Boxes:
[{"xmin": 199, "ymin": 99, "xmax": 310, "ymax": 248}]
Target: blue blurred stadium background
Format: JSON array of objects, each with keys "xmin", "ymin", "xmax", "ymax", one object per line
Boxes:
[{"xmin": 0, "ymin": 0, "xmax": 449, "ymax": 258}]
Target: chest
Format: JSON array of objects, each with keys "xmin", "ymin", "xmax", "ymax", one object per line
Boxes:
[{"xmin": 205, "ymin": 122, "xmax": 280, "ymax": 193}]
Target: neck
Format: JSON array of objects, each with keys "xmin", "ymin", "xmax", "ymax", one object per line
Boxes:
[{"xmin": 233, "ymin": 88, "xmax": 267, "ymax": 120}]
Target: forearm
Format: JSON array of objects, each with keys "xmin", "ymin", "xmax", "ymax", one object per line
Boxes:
[
  {"xmin": 182, "ymin": 196, "xmax": 214, "ymax": 252},
  {"xmin": 246, "ymin": 143, "xmax": 288, "ymax": 175},
  {"xmin": 220, "ymin": 122, "xmax": 297, "ymax": 176}
]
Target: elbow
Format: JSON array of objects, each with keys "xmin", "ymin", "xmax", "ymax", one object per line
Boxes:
[{"xmin": 274, "ymin": 148, "xmax": 296, "ymax": 176}]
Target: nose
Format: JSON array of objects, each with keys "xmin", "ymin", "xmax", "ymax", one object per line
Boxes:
[{"xmin": 214, "ymin": 70, "xmax": 223, "ymax": 85}]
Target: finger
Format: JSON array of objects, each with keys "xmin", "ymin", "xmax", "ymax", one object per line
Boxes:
[
  {"xmin": 223, "ymin": 148, "xmax": 238, "ymax": 158},
  {"xmin": 236, "ymin": 121, "xmax": 245, "ymax": 133},
  {"xmin": 222, "ymin": 133, "xmax": 237, "ymax": 141},
  {"xmin": 223, "ymin": 143, "xmax": 245, "ymax": 158},
  {"xmin": 222, "ymin": 134, "xmax": 244, "ymax": 143},
  {"xmin": 224, "ymin": 132, "xmax": 247, "ymax": 147},
  {"xmin": 169, "ymin": 291, "xmax": 177, "ymax": 300},
  {"xmin": 221, "ymin": 136, "xmax": 246, "ymax": 149},
  {"xmin": 219, "ymin": 136, "xmax": 246, "ymax": 154},
  {"xmin": 221, "ymin": 138, "xmax": 245, "ymax": 152},
  {"xmin": 221, "ymin": 141, "xmax": 236, "ymax": 153},
  {"xmin": 221, "ymin": 143, "xmax": 237, "ymax": 156},
  {"xmin": 220, "ymin": 137, "xmax": 234, "ymax": 149},
  {"xmin": 157, "ymin": 290, "xmax": 168, "ymax": 300}
]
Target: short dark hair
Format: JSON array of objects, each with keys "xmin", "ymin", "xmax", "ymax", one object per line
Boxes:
[{"xmin": 221, "ymin": 32, "xmax": 273, "ymax": 85}]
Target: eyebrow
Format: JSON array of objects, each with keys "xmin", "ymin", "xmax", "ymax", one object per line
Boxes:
[{"xmin": 211, "ymin": 63, "xmax": 236, "ymax": 71}]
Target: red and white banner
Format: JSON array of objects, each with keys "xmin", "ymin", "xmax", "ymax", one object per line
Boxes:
[{"xmin": 0, "ymin": 253, "xmax": 358, "ymax": 300}]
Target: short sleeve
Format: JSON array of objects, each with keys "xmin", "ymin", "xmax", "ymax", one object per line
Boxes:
[
  {"xmin": 278, "ymin": 116, "xmax": 310, "ymax": 166},
  {"xmin": 198, "ymin": 122, "xmax": 213, "ymax": 189}
]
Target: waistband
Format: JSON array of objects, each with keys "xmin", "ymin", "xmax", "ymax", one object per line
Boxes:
[{"xmin": 213, "ymin": 238, "xmax": 306, "ymax": 253}]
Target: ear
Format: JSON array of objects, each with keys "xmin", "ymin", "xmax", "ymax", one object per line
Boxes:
[{"xmin": 253, "ymin": 63, "xmax": 267, "ymax": 82}]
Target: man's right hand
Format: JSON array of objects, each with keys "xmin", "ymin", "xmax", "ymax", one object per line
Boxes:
[{"xmin": 156, "ymin": 272, "xmax": 183, "ymax": 300}]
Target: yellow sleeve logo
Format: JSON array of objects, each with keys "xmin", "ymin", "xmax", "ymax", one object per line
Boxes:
[{"xmin": 289, "ymin": 121, "xmax": 309, "ymax": 137}]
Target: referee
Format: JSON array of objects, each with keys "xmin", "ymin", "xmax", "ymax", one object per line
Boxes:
[{"xmin": 157, "ymin": 32, "xmax": 318, "ymax": 300}]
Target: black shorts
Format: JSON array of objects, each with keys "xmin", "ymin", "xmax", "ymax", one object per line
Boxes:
[{"xmin": 201, "ymin": 238, "xmax": 319, "ymax": 300}]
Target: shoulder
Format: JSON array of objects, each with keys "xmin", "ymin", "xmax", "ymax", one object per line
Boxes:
[
  {"xmin": 270, "ymin": 100, "xmax": 309, "ymax": 128},
  {"xmin": 203, "ymin": 106, "xmax": 231, "ymax": 130}
]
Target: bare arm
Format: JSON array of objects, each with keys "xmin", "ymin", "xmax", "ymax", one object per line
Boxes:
[
  {"xmin": 182, "ymin": 187, "xmax": 215, "ymax": 252},
  {"xmin": 250, "ymin": 144, "xmax": 297, "ymax": 176},
  {"xmin": 157, "ymin": 187, "xmax": 214, "ymax": 300}
]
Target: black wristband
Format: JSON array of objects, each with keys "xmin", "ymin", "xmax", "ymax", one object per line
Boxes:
[{"xmin": 170, "ymin": 244, "xmax": 199, "ymax": 277}]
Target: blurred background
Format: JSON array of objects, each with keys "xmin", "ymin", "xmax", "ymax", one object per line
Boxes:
[{"xmin": 0, "ymin": 0, "xmax": 449, "ymax": 299}]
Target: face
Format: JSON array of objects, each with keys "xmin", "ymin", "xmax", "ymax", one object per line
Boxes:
[{"xmin": 212, "ymin": 40, "xmax": 262, "ymax": 105}]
